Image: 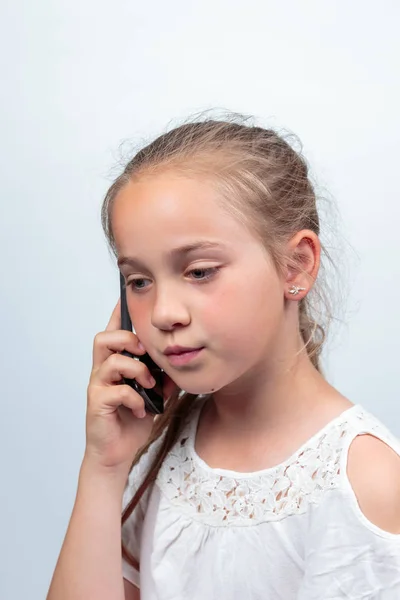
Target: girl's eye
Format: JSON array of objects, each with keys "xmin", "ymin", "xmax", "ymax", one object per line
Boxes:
[
  {"xmin": 187, "ymin": 267, "xmax": 219, "ymax": 282},
  {"xmin": 127, "ymin": 278, "xmax": 150, "ymax": 292},
  {"xmin": 127, "ymin": 267, "xmax": 219, "ymax": 293}
]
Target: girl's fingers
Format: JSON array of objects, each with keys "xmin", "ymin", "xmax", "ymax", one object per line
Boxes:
[
  {"xmin": 85, "ymin": 301, "xmax": 158, "ymax": 470},
  {"xmin": 105, "ymin": 299, "xmax": 122, "ymax": 331},
  {"xmin": 94, "ymin": 352, "xmax": 155, "ymax": 389},
  {"xmin": 90, "ymin": 383, "xmax": 147, "ymax": 420},
  {"xmin": 93, "ymin": 299, "xmax": 145, "ymax": 370},
  {"xmin": 92, "ymin": 329, "xmax": 146, "ymax": 370}
]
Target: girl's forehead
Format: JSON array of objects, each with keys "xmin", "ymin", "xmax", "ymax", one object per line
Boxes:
[{"xmin": 112, "ymin": 174, "xmax": 253, "ymax": 246}]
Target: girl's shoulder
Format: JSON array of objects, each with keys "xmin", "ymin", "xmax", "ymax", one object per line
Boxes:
[
  {"xmin": 297, "ymin": 406, "xmax": 400, "ymax": 597},
  {"xmin": 345, "ymin": 407, "xmax": 400, "ymax": 535},
  {"xmin": 306, "ymin": 402, "xmax": 400, "ymax": 537}
]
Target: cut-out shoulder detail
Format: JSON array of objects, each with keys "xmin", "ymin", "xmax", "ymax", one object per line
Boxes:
[{"xmin": 347, "ymin": 434, "xmax": 400, "ymax": 534}]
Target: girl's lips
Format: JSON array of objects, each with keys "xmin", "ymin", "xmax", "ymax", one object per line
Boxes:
[{"xmin": 165, "ymin": 347, "xmax": 204, "ymax": 366}]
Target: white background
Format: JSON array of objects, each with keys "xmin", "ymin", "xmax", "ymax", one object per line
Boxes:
[{"xmin": 1, "ymin": 1, "xmax": 399, "ymax": 598}]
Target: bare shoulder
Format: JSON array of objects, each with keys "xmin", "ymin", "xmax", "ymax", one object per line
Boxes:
[{"xmin": 347, "ymin": 433, "xmax": 400, "ymax": 534}]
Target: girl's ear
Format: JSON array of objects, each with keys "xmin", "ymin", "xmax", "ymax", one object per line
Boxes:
[{"xmin": 284, "ymin": 230, "xmax": 321, "ymax": 300}]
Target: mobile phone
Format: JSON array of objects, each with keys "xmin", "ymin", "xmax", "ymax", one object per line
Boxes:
[{"xmin": 119, "ymin": 272, "xmax": 164, "ymax": 414}]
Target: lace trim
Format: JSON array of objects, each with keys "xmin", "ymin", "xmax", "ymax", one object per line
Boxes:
[{"xmin": 157, "ymin": 403, "xmax": 391, "ymax": 526}]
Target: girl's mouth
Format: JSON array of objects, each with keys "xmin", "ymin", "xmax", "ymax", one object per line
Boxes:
[{"xmin": 165, "ymin": 347, "xmax": 204, "ymax": 366}]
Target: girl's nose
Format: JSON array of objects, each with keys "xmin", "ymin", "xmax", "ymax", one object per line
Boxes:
[{"xmin": 150, "ymin": 289, "xmax": 191, "ymax": 331}]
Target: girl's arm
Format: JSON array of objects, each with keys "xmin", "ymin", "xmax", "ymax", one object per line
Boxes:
[
  {"xmin": 47, "ymin": 458, "xmax": 130, "ymax": 600},
  {"xmin": 47, "ymin": 301, "xmax": 176, "ymax": 599}
]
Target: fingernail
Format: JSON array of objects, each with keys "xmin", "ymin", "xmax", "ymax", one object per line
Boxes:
[
  {"xmin": 137, "ymin": 341, "xmax": 145, "ymax": 351},
  {"xmin": 148, "ymin": 375, "xmax": 156, "ymax": 387},
  {"xmin": 139, "ymin": 409, "xmax": 147, "ymax": 418}
]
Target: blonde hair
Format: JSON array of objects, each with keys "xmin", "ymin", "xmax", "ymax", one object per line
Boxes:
[{"xmin": 101, "ymin": 113, "xmax": 333, "ymax": 570}]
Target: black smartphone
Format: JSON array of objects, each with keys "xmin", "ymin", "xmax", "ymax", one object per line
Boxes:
[{"xmin": 119, "ymin": 272, "xmax": 164, "ymax": 415}]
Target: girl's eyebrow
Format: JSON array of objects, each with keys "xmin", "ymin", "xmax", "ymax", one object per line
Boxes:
[{"xmin": 117, "ymin": 241, "xmax": 228, "ymax": 269}]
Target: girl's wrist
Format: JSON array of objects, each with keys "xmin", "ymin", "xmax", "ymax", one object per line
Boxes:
[{"xmin": 80, "ymin": 453, "xmax": 131, "ymax": 495}]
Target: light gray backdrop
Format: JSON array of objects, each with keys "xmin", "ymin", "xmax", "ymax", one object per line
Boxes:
[{"xmin": 1, "ymin": 1, "xmax": 399, "ymax": 598}]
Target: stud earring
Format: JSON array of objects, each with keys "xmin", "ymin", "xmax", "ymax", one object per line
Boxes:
[{"xmin": 288, "ymin": 285, "xmax": 306, "ymax": 296}]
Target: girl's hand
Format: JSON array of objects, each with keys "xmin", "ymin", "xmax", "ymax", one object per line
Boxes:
[{"xmin": 84, "ymin": 299, "xmax": 177, "ymax": 472}]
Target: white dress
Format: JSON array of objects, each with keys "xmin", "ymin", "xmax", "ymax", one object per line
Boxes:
[{"xmin": 121, "ymin": 398, "xmax": 400, "ymax": 599}]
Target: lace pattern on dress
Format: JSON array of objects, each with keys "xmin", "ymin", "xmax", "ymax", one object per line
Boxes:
[{"xmin": 157, "ymin": 403, "xmax": 391, "ymax": 527}]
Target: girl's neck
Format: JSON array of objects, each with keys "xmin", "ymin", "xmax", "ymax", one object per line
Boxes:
[
  {"xmin": 196, "ymin": 351, "xmax": 352, "ymax": 473},
  {"xmin": 207, "ymin": 349, "xmax": 347, "ymax": 437}
]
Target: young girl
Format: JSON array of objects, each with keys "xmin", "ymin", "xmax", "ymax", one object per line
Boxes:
[{"xmin": 48, "ymin": 117, "xmax": 400, "ymax": 600}]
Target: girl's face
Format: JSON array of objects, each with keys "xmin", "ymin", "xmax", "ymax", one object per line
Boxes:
[{"xmin": 113, "ymin": 172, "xmax": 287, "ymax": 396}]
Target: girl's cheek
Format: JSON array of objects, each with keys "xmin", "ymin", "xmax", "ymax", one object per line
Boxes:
[
  {"xmin": 202, "ymin": 289, "xmax": 233, "ymax": 319},
  {"xmin": 198, "ymin": 297, "xmax": 240, "ymax": 339},
  {"xmin": 127, "ymin": 299, "xmax": 147, "ymax": 329}
]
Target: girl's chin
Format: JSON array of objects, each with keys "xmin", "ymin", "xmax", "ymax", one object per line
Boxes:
[
  {"xmin": 166, "ymin": 367, "xmax": 228, "ymax": 397},
  {"xmin": 178, "ymin": 381, "xmax": 223, "ymax": 396}
]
